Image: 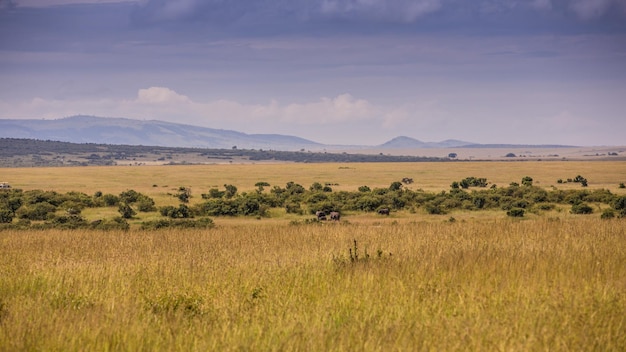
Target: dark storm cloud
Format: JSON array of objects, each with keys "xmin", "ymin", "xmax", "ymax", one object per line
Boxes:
[
  {"xmin": 2, "ymin": 0, "xmax": 626, "ymax": 146},
  {"xmin": 0, "ymin": 0, "xmax": 16, "ymax": 10},
  {"xmin": 128, "ymin": 0, "xmax": 626, "ymax": 35},
  {"xmin": 130, "ymin": 0, "xmax": 442, "ymax": 25}
]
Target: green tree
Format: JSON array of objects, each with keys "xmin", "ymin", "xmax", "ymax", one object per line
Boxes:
[
  {"xmin": 255, "ymin": 181, "xmax": 270, "ymax": 192},
  {"xmin": 310, "ymin": 182, "xmax": 323, "ymax": 192},
  {"xmin": 224, "ymin": 184, "xmax": 238, "ymax": 199},
  {"xmin": 119, "ymin": 189, "xmax": 140, "ymax": 204},
  {"xmin": 177, "ymin": 187, "xmax": 191, "ymax": 203},
  {"xmin": 136, "ymin": 195, "xmax": 157, "ymax": 212},
  {"xmin": 102, "ymin": 194, "xmax": 119, "ymax": 206},
  {"xmin": 389, "ymin": 181, "xmax": 403, "ymax": 191},
  {"xmin": 118, "ymin": 203, "xmax": 136, "ymax": 219},
  {"xmin": 521, "ymin": 176, "xmax": 533, "ymax": 186}
]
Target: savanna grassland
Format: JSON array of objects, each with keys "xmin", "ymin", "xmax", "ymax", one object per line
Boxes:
[{"xmin": 1, "ymin": 161, "xmax": 625, "ymax": 351}]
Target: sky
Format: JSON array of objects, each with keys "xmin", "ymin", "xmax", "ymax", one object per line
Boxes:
[{"xmin": 1, "ymin": 0, "xmax": 625, "ymax": 146}]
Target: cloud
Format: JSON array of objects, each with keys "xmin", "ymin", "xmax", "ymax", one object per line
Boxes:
[
  {"xmin": 0, "ymin": 87, "xmax": 381, "ymax": 133},
  {"xmin": 0, "ymin": 0, "xmax": 16, "ymax": 9},
  {"xmin": 319, "ymin": 0, "xmax": 442, "ymax": 22},
  {"xmin": 570, "ymin": 0, "xmax": 626, "ymax": 20},
  {"xmin": 131, "ymin": 0, "xmax": 442, "ymax": 25},
  {"xmin": 136, "ymin": 86, "xmax": 191, "ymax": 104},
  {"xmin": 531, "ymin": 0, "xmax": 553, "ymax": 11},
  {"xmin": 280, "ymin": 94, "xmax": 378, "ymax": 123},
  {"xmin": 14, "ymin": 0, "xmax": 138, "ymax": 7}
]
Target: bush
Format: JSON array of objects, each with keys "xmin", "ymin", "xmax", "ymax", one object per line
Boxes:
[
  {"xmin": 0, "ymin": 209, "xmax": 13, "ymax": 223},
  {"xmin": 389, "ymin": 181, "xmax": 403, "ymax": 191},
  {"xmin": 613, "ymin": 196, "xmax": 626, "ymax": 217},
  {"xmin": 425, "ymin": 203, "xmax": 446, "ymax": 215},
  {"xmin": 573, "ymin": 175, "xmax": 588, "ymax": 187},
  {"xmin": 222, "ymin": 184, "xmax": 237, "ymax": 199},
  {"xmin": 536, "ymin": 203, "xmax": 555, "ymax": 211},
  {"xmin": 118, "ymin": 203, "xmax": 136, "ymax": 219},
  {"xmin": 102, "ymin": 194, "xmax": 119, "ymax": 206},
  {"xmin": 140, "ymin": 218, "xmax": 214, "ymax": 230},
  {"xmin": 159, "ymin": 204, "xmax": 192, "ymax": 218},
  {"xmin": 601, "ymin": 209, "xmax": 615, "ymax": 219},
  {"xmin": 521, "ymin": 176, "xmax": 533, "ymax": 186},
  {"xmin": 119, "ymin": 189, "xmax": 140, "ymax": 204},
  {"xmin": 570, "ymin": 203, "xmax": 593, "ymax": 214},
  {"xmin": 47, "ymin": 214, "xmax": 87, "ymax": 229},
  {"xmin": 255, "ymin": 182, "xmax": 270, "ymax": 192},
  {"xmin": 507, "ymin": 208, "xmax": 525, "ymax": 217},
  {"xmin": 285, "ymin": 202, "xmax": 303, "ymax": 215},
  {"xmin": 136, "ymin": 195, "xmax": 156, "ymax": 212},
  {"xmin": 473, "ymin": 196, "xmax": 486, "ymax": 209},
  {"xmin": 91, "ymin": 217, "xmax": 130, "ymax": 230},
  {"xmin": 177, "ymin": 187, "xmax": 191, "ymax": 203},
  {"xmin": 17, "ymin": 202, "xmax": 57, "ymax": 220}
]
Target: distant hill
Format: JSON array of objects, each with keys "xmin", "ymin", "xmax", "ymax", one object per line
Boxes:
[
  {"xmin": 0, "ymin": 116, "xmax": 323, "ymax": 151},
  {"xmin": 461, "ymin": 143, "xmax": 577, "ymax": 148},
  {"xmin": 2, "ymin": 116, "xmax": 582, "ymax": 151},
  {"xmin": 378, "ymin": 136, "xmax": 472, "ymax": 148}
]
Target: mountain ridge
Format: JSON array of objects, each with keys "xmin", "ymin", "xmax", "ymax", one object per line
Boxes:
[{"xmin": 0, "ymin": 115, "xmax": 577, "ymax": 150}]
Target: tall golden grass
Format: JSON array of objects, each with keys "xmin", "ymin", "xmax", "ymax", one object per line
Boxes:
[{"xmin": 1, "ymin": 217, "xmax": 624, "ymax": 351}]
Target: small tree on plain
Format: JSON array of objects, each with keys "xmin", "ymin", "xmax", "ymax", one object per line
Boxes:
[
  {"xmin": 521, "ymin": 176, "xmax": 533, "ymax": 187},
  {"xmin": 118, "ymin": 203, "xmax": 136, "ymax": 219}
]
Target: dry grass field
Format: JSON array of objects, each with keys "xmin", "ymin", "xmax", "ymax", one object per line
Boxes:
[
  {"xmin": 2, "ymin": 161, "xmax": 625, "ymax": 204},
  {"xmin": 1, "ymin": 161, "xmax": 625, "ymax": 350}
]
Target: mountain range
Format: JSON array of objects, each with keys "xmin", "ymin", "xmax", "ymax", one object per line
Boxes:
[{"xmin": 0, "ymin": 116, "xmax": 475, "ymax": 150}]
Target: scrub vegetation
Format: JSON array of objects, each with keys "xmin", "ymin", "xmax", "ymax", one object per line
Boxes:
[{"xmin": 1, "ymin": 173, "xmax": 626, "ymax": 230}]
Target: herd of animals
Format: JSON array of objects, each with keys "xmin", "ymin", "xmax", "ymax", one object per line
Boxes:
[{"xmin": 315, "ymin": 208, "xmax": 389, "ymax": 221}]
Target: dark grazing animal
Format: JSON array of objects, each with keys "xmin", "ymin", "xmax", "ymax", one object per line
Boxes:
[
  {"xmin": 329, "ymin": 211, "xmax": 340, "ymax": 221},
  {"xmin": 377, "ymin": 208, "xmax": 390, "ymax": 215},
  {"xmin": 315, "ymin": 211, "xmax": 327, "ymax": 220}
]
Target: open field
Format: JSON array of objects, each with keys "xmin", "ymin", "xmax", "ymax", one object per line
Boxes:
[
  {"xmin": 1, "ymin": 219, "xmax": 625, "ymax": 351},
  {"xmin": 345, "ymin": 146, "xmax": 626, "ymax": 161},
  {"xmin": 1, "ymin": 161, "xmax": 625, "ymax": 350},
  {"xmin": 3, "ymin": 160, "xmax": 626, "ymax": 201}
]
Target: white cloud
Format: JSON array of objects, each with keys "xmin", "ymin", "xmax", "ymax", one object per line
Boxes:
[
  {"xmin": 0, "ymin": 88, "xmax": 383, "ymax": 134},
  {"xmin": 136, "ymin": 86, "xmax": 191, "ymax": 104},
  {"xmin": 280, "ymin": 94, "xmax": 378, "ymax": 123}
]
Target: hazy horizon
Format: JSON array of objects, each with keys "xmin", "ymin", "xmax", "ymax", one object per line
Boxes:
[{"xmin": 1, "ymin": 0, "xmax": 625, "ymax": 146}]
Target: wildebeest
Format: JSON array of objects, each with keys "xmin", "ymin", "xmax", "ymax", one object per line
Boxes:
[
  {"xmin": 329, "ymin": 211, "xmax": 340, "ymax": 221},
  {"xmin": 377, "ymin": 208, "xmax": 390, "ymax": 215},
  {"xmin": 315, "ymin": 211, "xmax": 327, "ymax": 220}
]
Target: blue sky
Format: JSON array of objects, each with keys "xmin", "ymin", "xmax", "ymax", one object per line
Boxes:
[{"xmin": 1, "ymin": 0, "xmax": 625, "ymax": 146}]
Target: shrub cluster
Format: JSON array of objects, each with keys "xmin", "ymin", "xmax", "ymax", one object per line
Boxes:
[
  {"xmin": 185, "ymin": 177, "xmax": 625, "ymax": 219},
  {"xmin": 557, "ymin": 174, "xmax": 588, "ymax": 187},
  {"xmin": 0, "ymin": 188, "xmax": 150, "ymax": 229},
  {"xmin": 2, "ymin": 175, "xmax": 625, "ymax": 230}
]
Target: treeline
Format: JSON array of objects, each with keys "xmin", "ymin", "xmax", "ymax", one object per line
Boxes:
[
  {"xmin": 1, "ymin": 176, "xmax": 625, "ymax": 230},
  {"xmin": 0, "ymin": 138, "xmax": 447, "ymax": 166}
]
